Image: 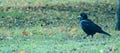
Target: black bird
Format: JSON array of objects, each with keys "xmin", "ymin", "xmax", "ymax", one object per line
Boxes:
[{"xmin": 78, "ymin": 12, "xmax": 111, "ymax": 38}]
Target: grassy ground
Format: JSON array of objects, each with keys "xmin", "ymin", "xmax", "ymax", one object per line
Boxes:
[
  {"xmin": 0, "ymin": 0, "xmax": 119, "ymax": 53},
  {"xmin": 0, "ymin": 0, "xmax": 116, "ymax": 7}
]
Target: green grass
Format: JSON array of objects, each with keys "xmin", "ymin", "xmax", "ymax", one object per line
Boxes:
[
  {"xmin": 0, "ymin": 0, "xmax": 119, "ymax": 53},
  {"xmin": 0, "ymin": 25, "xmax": 120, "ymax": 53},
  {"xmin": 0, "ymin": 0, "xmax": 116, "ymax": 7},
  {"xmin": 0, "ymin": 26, "xmax": 120, "ymax": 53}
]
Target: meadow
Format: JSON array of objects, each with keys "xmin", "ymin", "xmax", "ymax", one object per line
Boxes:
[{"xmin": 0, "ymin": 0, "xmax": 119, "ymax": 53}]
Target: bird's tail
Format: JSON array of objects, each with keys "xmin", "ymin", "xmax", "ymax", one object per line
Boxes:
[{"xmin": 99, "ymin": 31, "xmax": 111, "ymax": 36}]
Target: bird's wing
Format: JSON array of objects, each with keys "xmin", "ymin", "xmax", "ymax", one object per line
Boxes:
[{"xmin": 80, "ymin": 19, "xmax": 102, "ymax": 32}]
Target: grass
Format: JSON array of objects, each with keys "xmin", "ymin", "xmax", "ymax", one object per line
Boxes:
[
  {"xmin": 0, "ymin": 0, "xmax": 119, "ymax": 53},
  {"xmin": 1, "ymin": 26, "xmax": 120, "ymax": 53},
  {"xmin": 0, "ymin": 0, "xmax": 116, "ymax": 7}
]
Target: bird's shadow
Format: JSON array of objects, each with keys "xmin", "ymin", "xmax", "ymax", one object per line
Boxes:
[{"xmin": 67, "ymin": 34, "xmax": 112, "ymax": 42}]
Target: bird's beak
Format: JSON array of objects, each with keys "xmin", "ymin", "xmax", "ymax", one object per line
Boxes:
[{"xmin": 77, "ymin": 16, "xmax": 81, "ymax": 19}]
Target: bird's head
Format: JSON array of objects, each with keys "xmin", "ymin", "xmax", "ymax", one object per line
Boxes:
[{"xmin": 77, "ymin": 12, "xmax": 88, "ymax": 20}]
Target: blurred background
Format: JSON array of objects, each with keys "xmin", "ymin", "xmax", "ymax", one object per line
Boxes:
[{"xmin": 0, "ymin": 0, "xmax": 119, "ymax": 53}]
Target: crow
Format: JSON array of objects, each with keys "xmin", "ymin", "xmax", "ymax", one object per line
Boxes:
[{"xmin": 78, "ymin": 12, "xmax": 111, "ymax": 38}]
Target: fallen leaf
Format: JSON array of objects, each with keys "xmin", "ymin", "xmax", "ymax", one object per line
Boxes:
[
  {"xmin": 22, "ymin": 28, "xmax": 28, "ymax": 36},
  {"xmin": 39, "ymin": 30, "xmax": 43, "ymax": 35},
  {"xmin": 19, "ymin": 50, "xmax": 25, "ymax": 53},
  {"xmin": 70, "ymin": 28, "xmax": 77, "ymax": 37}
]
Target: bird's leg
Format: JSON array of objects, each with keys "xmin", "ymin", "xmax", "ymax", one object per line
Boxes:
[
  {"xmin": 91, "ymin": 35, "xmax": 94, "ymax": 38},
  {"xmin": 83, "ymin": 35, "xmax": 89, "ymax": 39}
]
